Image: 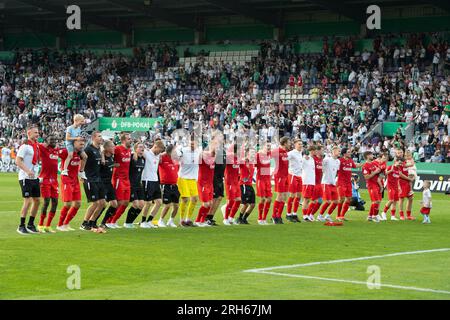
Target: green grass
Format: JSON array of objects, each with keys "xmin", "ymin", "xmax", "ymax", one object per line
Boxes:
[{"xmin": 0, "ymin": 173, "xmax": 449, "ymax": 300}]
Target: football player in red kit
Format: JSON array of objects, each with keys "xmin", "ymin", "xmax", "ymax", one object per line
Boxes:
[
  {"xmin": 196, "ymin": 145, "xmax": 216, "ymax": 227},
  {"xmin": 380, "ymin": 157, "xmax": 409, "ymax": 221},
  {"xmin": 37, "ymin": 135, "xmax": 60, "ymax": 233},
  {"xmin": 362, "ymin": 151, "xmax": 382, "ymax": 222},
  {"xmin": 255, "ymin": 143, "xmax": 272, "ymax": 225},
  {"xmin": 373, "ymin": 153, "xmax": 388, "ymax": 199},
  {"xmin": 57, "ymin": 139, "xmax": 85, "ymax": 231},
  {"xmin": 307, "ymin": 145, "xmax": 324, "ymax": 221},
  {"xmin": 108, "ymin": 133, "xmax": 132, "ymax": 227},
  {"xmin": 271, "ymin": 137, "xmax": 291, "ymax": 224},
  {"xmin": 223, "ymin": 144, "xmax": 241, "ymax": 225},
  {"xmin": 336, "ymin": 148, "xmax": 362, "ymax": 221}
]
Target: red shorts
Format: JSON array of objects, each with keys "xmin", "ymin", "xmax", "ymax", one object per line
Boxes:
[
  {"xmin": 41, "ymin": 178, "xmax": 59, "ymax": 198},
  {"xmin": 113, "ymin": 178, "xmax": 131, "ymax": 201},
  {"xmin": 399, "ymin": 183, "xmax": 412, "ymax": 198},
  {"xmin": 274, "ymin": 175, "xmax": 289, "ymax": 193},
  {"xmin": 226, "ymin": 183, "xmax": 241, "ymax": 200},
  {"xmin": 256, "ymin": 179, "xmax": 272, "ymax": 198},
  {"xmin": 198, "ymin": 182, "xmax": 214, "ymax": 203},
  {"xmin": 323, "ymin": 184, "xmax": 339, "ymax": 201},
  {"xmin": 420, "ymin": 207, "xmax": 431, "ymax": 215},
  {"xmin": 288, "ymin": 175, "xmax": 303, "ymax": 193},
  {"xmin": 61, "ymin": 176, "xmax": 81, "ymax": 202},
  {"xmin": 302, "ymin": 185, "xmax": 315, "ymax": 199},
  {"xmin": 337, "ymin": 184, "xmax": 352, "ymax": 198},
  {"xmin": 387, "ymin": 186, "xmax": 399, "ymax": 201},
  {"xmin": 368, "ymin": 185, "xmax": 382, "ymax": 202},
  {"xmin": 312, "ymin": 184, "xmax": 323, "ymax": 200}
]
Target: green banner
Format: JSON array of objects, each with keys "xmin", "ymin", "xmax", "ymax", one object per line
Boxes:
[
  {"xmin": 98, "ymin": 117, "xmax": 162, "ymax": 132},
  {"xmin": 382, "ymin": 122, "xmax": 408, "ymax": 137}
]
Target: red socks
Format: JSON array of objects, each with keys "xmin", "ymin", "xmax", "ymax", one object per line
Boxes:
[
  {"xmin": 272, "ymin": 200, "xmax": 279, "ymax": 218},
  {"xmin": 371, "ymin": 203, "xmax": 379, "ymax": 217},
  {"xmin": 58, "ymin": 206, "xmax": 70, "ymax": 226},
  {"xmin": 287, "ymin": 197, "xmax": 294, "ymax": 213},
  {"xmin": 230, "ymin": 201, "xmax": 241, "ymax": 218},
  {"xmin": 302, "ymin": 205, "xmax": 309, "ymax": 217},
  {"xmin": 63, "ymin": 207, "xmax": 79, "ymax": 225},
  {"xmin": 342, "ymin": 202, "xmax": 350, "ymax": 216},
  {"xmin": 225, "ymin": 200, "xmax": 234, "ymax": 219},
  {"xmin": 263, "ymin": 202, "xmax": 270, "ymax": 220},
  {"xmin": 277, "ymin": 201, "xmax": 285, "ymax": 218},
  {"xmin": 327, "ymin": 203, "xmax": 337, "ymax": 215},
  {"xmin": 196, "ymin": 206, "xmax": 207, "ymax": 223},
  {"xmin": 320, "ymin": 202, "xmax": 330, "ymax": 215},
  {"xmin": 110, "ymin": 204, "xmax": 127, "ymax": 224},
  {"xmin": 399, "ymin": 210, "xmax": 405, "ymax": 218},
  {"xmin": 391, "ymin": 209, "xmax": 396, "ymax": 217},
  {"xmin": 309, "ymin": 202, "xmax": 320, "ymax": 216},
  {"xmin": 337, "ymin": 202, "xmax": 343, "ymax": 216},
  {"xmin": 258, "ymin": 203, "xmax": 264, "ymax": 220},
  {"xmin": 39, "ymin": 213, "xmax": 47, "ymax": 226},
  {"xmin": 272, "ymin": 200, "xmax": 285, "ymax": 218},
  {"xmin": 406, "ymin": 210, "xmax": 411, "ymax": 218},
  {"xmin": 46, "ymin": 212, "xmax": 56, "ymax": 227},
  {"xmin": 293, "ymin": 197, "xmax": 300, "ymax": 214}
]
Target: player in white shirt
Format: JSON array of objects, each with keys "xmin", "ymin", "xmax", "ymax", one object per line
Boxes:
[
  {"xmin": 317, "ymin": 146, "xmax": 341, "ymax": 222},
  {"xmin": 15, "ymin": 126, "xmax": 41, "ymax": 235},
  {"xmin": 301, "ymin": 145, "xmax": 316, "ymax": 221},
  {"xmin": 175, "ymin": 139, "xmax": 201, "ymax": 226},
  {"xmin": 1, "ymin": 146, "xmax": 11, "ymax": 171},
  {"xmin": 286, "ymin": 139, "xmax": 303, "ymax": 222},
  {"xmin": 140, "ymin": 140, "xmax": 165, "ymax": 228},
  {"xmin": 420, "ymin": 180, "xmax": 432, "ymax": 224}
]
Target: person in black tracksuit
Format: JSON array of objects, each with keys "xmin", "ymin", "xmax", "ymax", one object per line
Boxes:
[
  {"xmin": 124, "ymin": 143, "xmax": 146, "ymax": 227},
  {"xmin": 98, "ymin": 140, "xmax": 118, "ymax": 228},
  {"xmin": 81, "ymin": 132, "xmax": 105, "ymax": 231},
  {"xmin": 208, "ymin": 147, "xmax": 226, "ymax": 226}
]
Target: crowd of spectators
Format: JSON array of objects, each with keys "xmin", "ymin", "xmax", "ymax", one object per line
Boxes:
[{"xmin": 0, "ymin": 32, "xmax": 449, "ymax": 171}]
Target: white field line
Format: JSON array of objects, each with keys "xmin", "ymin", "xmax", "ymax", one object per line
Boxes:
[
  {"xmin": 244, "ymin": 248, "xmax": 450, "ymax": 272},
  {"xmin": 254, "ymin": 271, "xmax": 450, "ymax": 295},
  {"xmin": 243, "ymin": 248, "xmax": 450, "ymax": 295}
]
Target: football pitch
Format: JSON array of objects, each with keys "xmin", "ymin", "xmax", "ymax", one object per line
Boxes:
[{"xmin": 0, "ymin": 173, "xmax": 449, "ymax": 300}]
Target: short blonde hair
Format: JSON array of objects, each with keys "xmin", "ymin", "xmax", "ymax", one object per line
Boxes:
[{"xmin": 74, "ymin": 114, "xmax": 85, "ymax": 122}]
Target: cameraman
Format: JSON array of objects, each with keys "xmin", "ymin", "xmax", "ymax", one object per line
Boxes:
[{"xmin": 350, "ymin": 174, "xmax": 365, "ymax": 211}]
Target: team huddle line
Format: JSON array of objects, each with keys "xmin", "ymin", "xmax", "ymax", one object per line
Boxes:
[{"xmin": 14, "ymin": 118, "xmax": 433, "ymax": 235}]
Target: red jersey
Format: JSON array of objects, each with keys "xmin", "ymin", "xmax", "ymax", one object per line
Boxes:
[
  {"xmin": 256, "ymin": 152, "xmax": 271, "ymax": 181},
  {"xmin": 386, "ymin": 165, "xmax": 400, "ymax": 189},
  {"xmin": 373, "ymin": 159, "xmax": 387, "ymax": 181},
  {"xmin": 398, "ymin": 164, "xmax": 410, "ymax": 188},
  {"xmin": 313, "ymin": 156, "xmax": 323, "ymax": 185},
  {"xmin": 198, "ymin": 153, "xmax": 215, "ymax": 184},
  {"xmin": 113, "ymin": 145, "xmax": 131, "ymax": 181},
  {"xmin": 272, "ymin": 147, "xmax": 289, "ymax": 177},
  {"xmin": 158, "ymin": 153, "xmax": 179, "ymax": 185},
  {"xmin": 337, "ymin": 157, "xmax": 356, "ymax": 186},
  {"xmin": 239, "ymin": 163, "xmax": 255, "ymax": 186},
  {"xmin": 362, "ymin": 161, "xmax": 379, "ymax": 188},
  {"xmin": 225, "ymin": 155, "xmax": 240, "ymax": 186},
  {"xmin": 59, "ymin": 149, "xmax": 80, "ymax": 179},
  {"xmin": 38, "ymin": 144, "xmax": 60, "ymax": 180}
]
